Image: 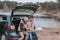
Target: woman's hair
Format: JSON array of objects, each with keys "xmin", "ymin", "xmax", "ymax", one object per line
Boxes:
[
  {"xmin": 23, "ymin": 17, "xmax": 28, "ymax": 24},
  {"xmin": 22, "ymin": 19, "xmax": 26, "ymax": 24}
]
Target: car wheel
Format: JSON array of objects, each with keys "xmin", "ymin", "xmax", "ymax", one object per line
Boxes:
[{"xmin": 1, "ymin": 35, "xmax": 6, "ymax": 40}]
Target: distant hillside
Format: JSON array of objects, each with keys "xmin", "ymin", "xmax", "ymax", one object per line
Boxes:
[{"xmin": 0, "ymin": 1, "xmax": 17, "ymax": 9}]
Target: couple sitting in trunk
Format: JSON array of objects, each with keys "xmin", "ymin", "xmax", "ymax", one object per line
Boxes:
[{"xmin": 18, "ymin": 16, "xmax": 38, "ymax": 40}]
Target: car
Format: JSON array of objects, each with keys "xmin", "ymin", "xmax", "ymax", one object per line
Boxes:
[
  {"xmin": 1, "ymin": 30, "xmax": 19, "ymax": 40},
  {"xmin": 0, "ymin": 4, "xmax": 39, "ymax": 40}
]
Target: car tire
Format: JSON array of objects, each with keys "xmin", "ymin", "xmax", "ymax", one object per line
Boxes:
[{"xmin": 1, "ymin": 35, "xmax": 6, "ymax": 40}]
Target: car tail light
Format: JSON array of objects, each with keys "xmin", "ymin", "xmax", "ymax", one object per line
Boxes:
[{"xmin": 8, "ymin": 25, "xmax": 15, "ymax": 30}]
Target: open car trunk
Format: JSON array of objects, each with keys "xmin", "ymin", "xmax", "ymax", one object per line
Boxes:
[{"xmin": 11, "ymin": 4, "xmax": 39, "ymax": 33}]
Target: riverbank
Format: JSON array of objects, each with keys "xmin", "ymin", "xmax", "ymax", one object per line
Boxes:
[
  {"xmin": 38, "ymin": 28, "xmax": 60, "ymax": 40},
  {"xmin": 37, "ymin": 10, "xmax": 60, "ymax": 21}
]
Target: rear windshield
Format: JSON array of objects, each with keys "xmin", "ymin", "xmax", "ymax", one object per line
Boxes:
[{"xmin": 13, "ymin": 9, "xmax": 34, "ymax": 15}]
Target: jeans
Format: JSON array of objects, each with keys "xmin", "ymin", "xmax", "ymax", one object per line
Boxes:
[{"xmin": 29, "ymin": 32, "xmax": 38, "ymax": 40}]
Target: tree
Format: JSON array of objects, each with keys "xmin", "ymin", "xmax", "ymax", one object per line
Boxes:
[
  {"xmin": 0, "ymin": 1, "xmax": 17, "ymax": 9},
  {"xmin": 57, "ymin": 0, "xmax": 60, "ymax": 10},
  {"xmin": 3, "ymin": 1, "xmax": 17, "ymax": 9},
  {"xmin": 40, "ymin": 1, "xmax": 57, "ymax": 10},
  {"xmin": 0, "ymin": 1, "xmax": 4, "ymax": 9}
]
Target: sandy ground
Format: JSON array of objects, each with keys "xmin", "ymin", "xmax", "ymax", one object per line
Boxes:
[
  {"xmin": 37, "ymin": 28, "xmax": 60, "ymax": 40},
  {"xmin": 0, "ymin": 28, "xmax": 60, "ymax": 40}
]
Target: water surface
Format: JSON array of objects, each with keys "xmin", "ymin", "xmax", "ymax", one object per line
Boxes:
[{"xmin": 34, "ymin": 14, "xmax": 60, "ymax": 28}]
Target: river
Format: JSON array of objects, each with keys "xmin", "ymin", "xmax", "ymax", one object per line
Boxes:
[{"xmin": 34, "ymin": 13, "xmax": 60, "ymax": 28}]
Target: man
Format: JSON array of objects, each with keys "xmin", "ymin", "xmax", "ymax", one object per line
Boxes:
[{"xmin": 28, "ymin": 16, "xmax": 38, "ymax": 40}]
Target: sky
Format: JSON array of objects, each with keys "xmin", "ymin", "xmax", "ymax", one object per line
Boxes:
[{"xmin": 1, "ymin": 0, "xmax": 57, "ymax": 3}]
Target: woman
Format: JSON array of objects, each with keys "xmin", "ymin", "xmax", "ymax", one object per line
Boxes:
[
  {"xmin": 18, "ymin": 17, "xmax": 31, "ymax": 40},
  {"xmin": 23, "ymin": 17, "xmax": 30, "ymax": 40},
  {"xmin": 18, "ymin": 20, "xmax": 24, "ymax": 40}
]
